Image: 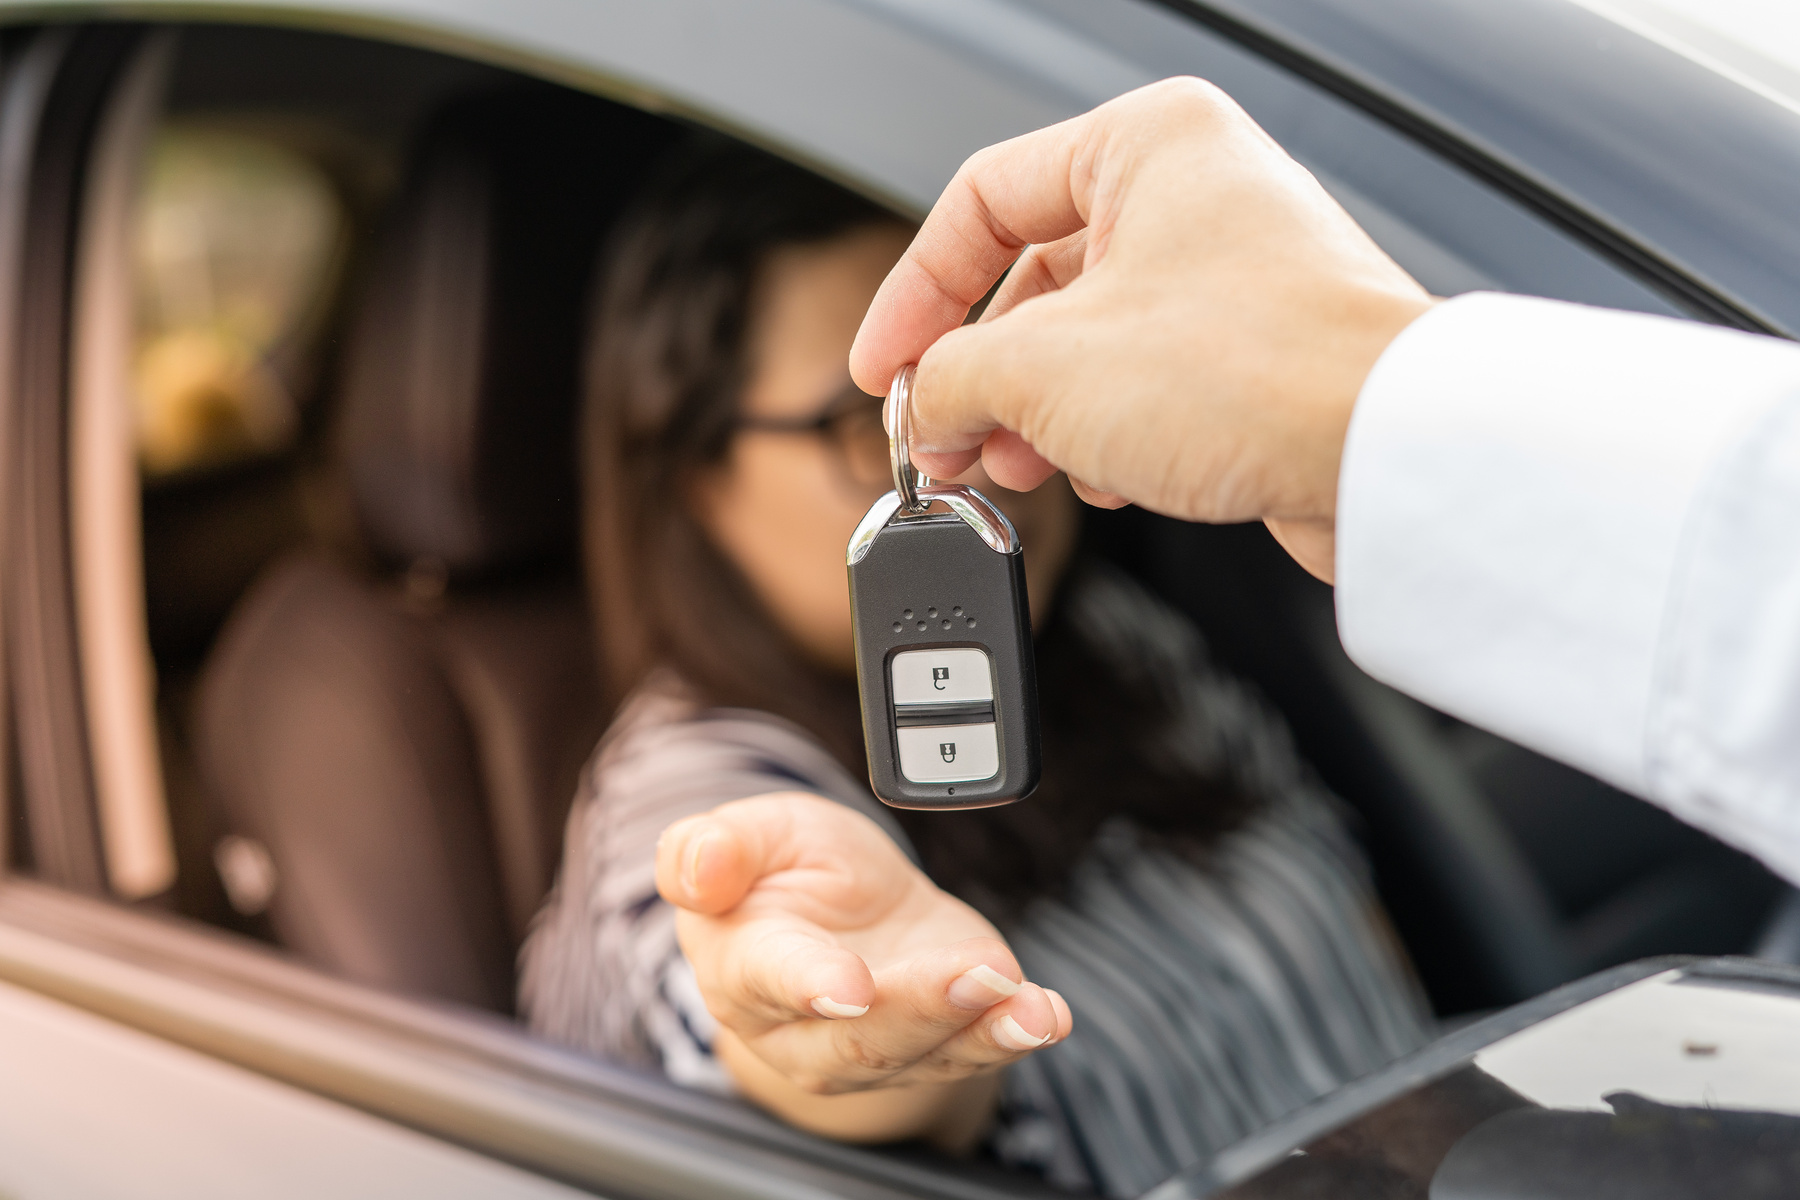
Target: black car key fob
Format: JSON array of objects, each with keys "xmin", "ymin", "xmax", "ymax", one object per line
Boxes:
[{"xmin": 846, "ymin": 365, "xmax": 1039, "ymax": 810}]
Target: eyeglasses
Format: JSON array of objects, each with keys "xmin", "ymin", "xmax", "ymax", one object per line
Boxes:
[{"xmin": 733, "ymin": 380, "xmax": 891, "ymax": 493}]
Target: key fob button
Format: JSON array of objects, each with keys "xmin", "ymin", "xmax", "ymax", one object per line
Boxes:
[
  {"xmin": 890, "ymin": 648, "xmax": 994, "ymax": 704},
  {"xmin": 896, "ymin": 723, "xmax": 1000, "ymax": 783}
]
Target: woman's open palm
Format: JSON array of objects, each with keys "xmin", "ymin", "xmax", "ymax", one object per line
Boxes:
[{"xmin": 655, "ymin": 792, "xmax": 1070, "ymax": 1098}]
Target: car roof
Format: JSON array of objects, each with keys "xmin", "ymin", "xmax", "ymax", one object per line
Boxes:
[
  {"xmin": 8, "ymin": 0, "xmax": 1800, "ymax": 334},
  {"xmin": 14, "ymin": 0, "xmax": 1140, "ymax": 214},
  {"xmin": 1189, "ymin": 0, "xmax": 1800, "ymax": 333}
]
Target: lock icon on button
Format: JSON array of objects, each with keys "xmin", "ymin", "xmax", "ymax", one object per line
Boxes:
[{"xmin": 939, "ymin": 742, "xmax": 957, "ymax": 762}]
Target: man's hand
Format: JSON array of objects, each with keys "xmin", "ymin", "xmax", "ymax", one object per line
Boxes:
[
  {"xmin": 656, "ymin": 793, "xmax": 1070, "ymax": 1146},
  {"xmin": 850, "ymin": 77, "xmax": 1433, "ymax": 581}
]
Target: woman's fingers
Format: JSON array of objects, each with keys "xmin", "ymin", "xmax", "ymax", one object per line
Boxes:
[
  {"xmin": 657, "ymin": 795, "xmax": 1065, "ymax": 1093},
  {"xmin": 679, "ymin": 907, "xmax": 877, "ymax": 1031},
  {"xmin": 930, "ymin": 977, "xmax": 1065, "ymax": 1059},
  {"xmin": 741, "ymin": 938, "xmax": 1065, "ymax": 1091},
  {"xmin": 906, "ymin": 984, "xmax": 1071, "ymax": 1082}
]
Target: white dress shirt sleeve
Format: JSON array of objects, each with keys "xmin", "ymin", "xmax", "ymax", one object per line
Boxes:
[{"xmin": 1335, "ymin": 291, "xmax": 1800, "ymax": 886}]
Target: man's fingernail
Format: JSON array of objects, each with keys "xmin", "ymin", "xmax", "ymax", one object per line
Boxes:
[
  {"xmin": 811, "ymin": 996, "xmax": 870, "ymax": 1019},
  {"xmin": 948, "ymin": 964, "xmax": 1022, "ymax": 1010},
  {"xmin": 994, "ymin": 1014, "xmax": 1051, "ymax": 1052},
  {"xmin": 682, "ymin": 829, "xmax": 714, "ymax": 895}
]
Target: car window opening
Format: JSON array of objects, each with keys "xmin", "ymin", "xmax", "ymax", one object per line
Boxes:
[{"xmin": 16, "ymin": 16, "xmax": 1792, "ymax": 1200}]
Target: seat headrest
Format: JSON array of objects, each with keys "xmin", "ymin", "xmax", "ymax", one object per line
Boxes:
[{"xmin": 338, "ymin": 88, "xmax": 673, "ymax": 576}]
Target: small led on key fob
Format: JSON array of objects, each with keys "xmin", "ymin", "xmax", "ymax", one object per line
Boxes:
[{"xmin": 847, "ymin": 365, "xmax": 1040, "ymax": 809}]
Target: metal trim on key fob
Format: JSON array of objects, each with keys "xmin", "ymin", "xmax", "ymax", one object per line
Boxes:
[
  {"xmin": 846, "ymin": 365, "xmax": 1040, "ymax": 810},
  {"xmin": 847, "ymin": 485, "xmax": 1018, "ymax": 562}
]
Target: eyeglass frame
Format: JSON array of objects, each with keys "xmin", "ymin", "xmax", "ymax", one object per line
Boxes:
[{"xmin": 730, "ymin": 379, "xmax": 892, "ymax": 495}]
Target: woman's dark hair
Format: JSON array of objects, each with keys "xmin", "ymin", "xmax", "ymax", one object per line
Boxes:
[{"xmin": 585, "ymin": 138, "xmax": 1255, "ymax": 921}]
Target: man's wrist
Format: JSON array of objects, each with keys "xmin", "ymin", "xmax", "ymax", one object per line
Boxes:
[{"xmin": 1270, "ymin": 290, "xmax": 1435, "ymax": 585}]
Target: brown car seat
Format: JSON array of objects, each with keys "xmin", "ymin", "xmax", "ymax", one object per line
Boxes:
[{"xmin": 196, "ymin": 88, "xmax": 674, "ymax": 1010}]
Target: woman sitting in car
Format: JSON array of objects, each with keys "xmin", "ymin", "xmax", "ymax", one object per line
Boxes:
[{"xmin": 521, "ymin": 139, "xmax": 1430, "ymax": 1199}]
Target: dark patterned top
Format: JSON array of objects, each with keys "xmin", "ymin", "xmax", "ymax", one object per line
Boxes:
[{"xmin": 520, "ymin": 572, "xmax": 1431, "ymax": 1198}]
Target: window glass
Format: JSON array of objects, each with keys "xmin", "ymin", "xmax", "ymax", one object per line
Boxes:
[
  {"xmin": 133, "ymin": 125, "xmax": 345, "ymax": 476},
  {"xmin": 1570, "ymin": 0, "xmax": 1800, "ymax": 112}
]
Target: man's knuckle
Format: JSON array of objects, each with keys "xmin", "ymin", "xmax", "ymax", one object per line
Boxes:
[
  {"xmin": 960, "ymin": 142, "xmax": 1002, "ymax": 182},
  {"xmin": 1126, "ymin": 76, "xmax": 1229, "ymax": 127},
  {"xmin": 1162, "ymin": 75, "xmax": 1222, "ymax": 106}
]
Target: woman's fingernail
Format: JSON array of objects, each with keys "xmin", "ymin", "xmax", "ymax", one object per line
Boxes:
[
  {"xmin": 1044, "ymin": 989, "xmax": 1073, "ymax": 1043},
  {"xmin": 948, "ymin": 964, "xmax": 1022, "ymax": 1010},
  {"xmin": 682, "ymin": 829, "xmax": 714, "ymax": 895},
  {"xmin": 994, "ymin": 1014, "xmax": 1051, "ymax": 1052},
  {"xmin": 811, "ymin": 996, "xmax": 870, "ymax": 1019}
]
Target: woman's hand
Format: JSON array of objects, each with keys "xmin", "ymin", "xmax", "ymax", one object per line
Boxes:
[{"xmin": 655, "ymin": 792, "xmax": 1071, "ymax": 1146}]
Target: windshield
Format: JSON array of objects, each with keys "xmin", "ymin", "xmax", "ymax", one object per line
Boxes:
[{"xmin": 1570, "ymin": 0, "xmax": 1800, "ymax": 115}]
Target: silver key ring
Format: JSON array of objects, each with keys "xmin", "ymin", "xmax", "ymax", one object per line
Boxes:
[{"xmin": 888, "ymin": 363, "xmax": 933, "ymax": 512}]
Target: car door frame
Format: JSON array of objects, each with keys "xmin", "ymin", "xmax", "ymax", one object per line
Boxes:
[
  {"xmin": 0, "ymin": 3, "xmax": 1795, "ymax": 1196},
  {"xmin": 0, "ymin": 22, "xmax": 153, "ymax": 895}
]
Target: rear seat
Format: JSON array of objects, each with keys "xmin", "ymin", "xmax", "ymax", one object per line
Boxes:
[{"xmin": 196, "ymin": 88, "xmax": 674, "ymax": 1010}]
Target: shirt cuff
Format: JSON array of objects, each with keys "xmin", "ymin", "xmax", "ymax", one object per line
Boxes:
[{"xmin": 1334, "ymin": 292, "xmax": 1791, "ymax": 798}]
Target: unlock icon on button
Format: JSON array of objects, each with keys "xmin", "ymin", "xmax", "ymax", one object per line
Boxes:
[{"xmin": 932, "ymin": 667, "xmax": 949, "ymax": 689}]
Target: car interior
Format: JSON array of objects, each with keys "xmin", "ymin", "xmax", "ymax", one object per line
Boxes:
[{"xmin": 15, "ymin": 15, "xmax": 1799, "ymax": 1073}]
